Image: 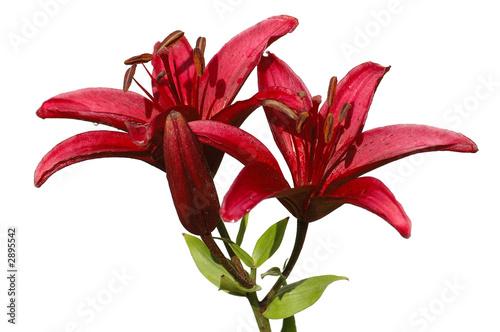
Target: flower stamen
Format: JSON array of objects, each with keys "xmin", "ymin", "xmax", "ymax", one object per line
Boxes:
[
  {"xmin": 194, "ymin": 37, "xmax": 206, "ymax": 76},
  {"xmin": 296, "ymin": 112, "xmax": 309, "ymax": 133},
  {"xmin": 262, "ymin": 99, "xmax": 298, "ymax": 121},
  {"xmin": 338, "ymin": 103, "xmax": 352, "ymax": 122},
  {"xmin": 327, "ymin": 76, "xmax": 337, "ymax": 107},
  {"xmin": 123, "ymin": 64, "xmax": 137, "ymax": 92},
  {"xmin": 324, "ymin": 113, "xmax": 334, "ymax": 143},
  {"xmin": 156, "ymin": 70, "xmax": 166, "ymax": 83},
  {"xmin": 297, "ymin": 91, "xmax": 307, "ymax": 99},
  {"xmin": 124, "ymin": 53, "xmax": 154, "ymax": 65},
  {"xmin": 157, "ymin": 30, "xmax": 184, "ymax": 53}
]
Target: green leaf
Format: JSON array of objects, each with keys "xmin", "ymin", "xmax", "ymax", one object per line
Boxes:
[
  {"xmin": 236, "ymin": 213, "xmax": 249, "ymax": 246},
  {"xmin": 217, "ymin": 237, "xmax": 255, "ymax": 268},
  {"xmin": 261, "ymin": 267, "xmax": 282, "ymax": 279},
  {"xmin": 183, "ymin": 234, "xmax": 231, "ymax": 289},
  {"xmin": 264, "ymin": 275, "xmax": 348, "ymax": 319},
  {"xmin": 219, "ymin": 275, "xmax": 262, "ymax": 295},
  {"xmin": 253, "ymin": 217, "xmax": 289, "ymax": 267},
  {"xmin": 281, "ymin": 316, "xmax": 297, "ymax": 332}
]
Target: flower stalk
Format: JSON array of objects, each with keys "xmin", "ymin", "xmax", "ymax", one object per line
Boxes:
[
  {"xmin": 247, "ymin": 292, "xmax": 272, "ymax": 332},
  {"xmin": 217, "ymin": 221, "xmax": 248, "ymax": 280},
  {"xmin": 261, "ymin": 219, "xmax": 309, "ymax": 310}
]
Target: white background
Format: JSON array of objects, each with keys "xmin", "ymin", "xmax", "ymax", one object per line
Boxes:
[{"xmin": 1, "ymin": 0, "xmax": 498, "ymax": 331}]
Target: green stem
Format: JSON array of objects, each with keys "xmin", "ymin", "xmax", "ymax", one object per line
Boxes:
[
  {"xmin": 260, "ymin": 219, "xmax": 309, "ymax": 309},
  {"xmin": 247, "ymin": 292, "xmax": 272, "ymax": 332},
  {"xmin": 201, "ymin": 233, "xmax": 253, "ymax": 289}
]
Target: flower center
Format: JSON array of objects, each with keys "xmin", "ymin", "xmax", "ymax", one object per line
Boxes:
[{"xmin": 121, "ymin": 30, "xmax": 207, "ymax": 113}]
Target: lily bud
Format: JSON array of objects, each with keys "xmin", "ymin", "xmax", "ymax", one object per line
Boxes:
[{"xmin": 163, "ymin": 111, "xmax": 220, "ymax": 235}]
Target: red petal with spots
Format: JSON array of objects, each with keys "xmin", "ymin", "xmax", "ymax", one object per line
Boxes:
[
  {"xmin": 257, "ymin": 52, "xmax": 312, "ymax": 186},
  {"xmin": 163, "ymin": 112, "xmax": 220, "ymax": 235},
  {"xmin": 34, "ymin": 131, "xmax": 154, "ymax": 187},
  {"xmin": 320, "ymin": 62, "xmax": 390, "ymax": 150},
  {"xmin": 220, "ymin": 162, "xmax": 291, "ymax": 222},
  {"xmin": 258, "ymin": 52, "xmax": 313, "ymax": 109},
  {"xmin": 189, "ymin": 120, "xmax": 281, "ymax": 171},
  {"xmin": 37, "ymin": 88, "xmax": 156, "ymax": 131},
  {"xmin": 313, "ymin": 177, "xmax": 411, "ymax": 238},
  {"xmin": 199, "ymin": 15, "xmax": 298, "ymax": 119},
  {"xmin": 323, "ymin": 124, "xmax": 478, "ymax": 191}
]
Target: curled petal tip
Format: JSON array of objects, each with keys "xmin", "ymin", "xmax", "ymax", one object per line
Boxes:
[
  {"xmin": 268, "ymin": 15, "xmax": 299, "ymax": 31},
  {"xmin": 400, "ymin": 226, "xmax": 411, "ymax": 239},
  {"xmin": 36, "ymin": 106, "xmax": 46, "ymax": 119}
]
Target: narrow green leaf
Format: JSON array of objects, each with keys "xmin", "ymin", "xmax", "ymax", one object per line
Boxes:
[
  {"xmin": 236, "ymin": 213, "xmax": 249, "ymax": 246},
  {"xmin": 215, "ymin": 237, "xmax": 255, "ymax": 268},
  {"xmin": 281, "ymin": 316, "xmax": 297, "ymax": 332},
  {"xmin": 261, "ymin": 267, "xmax": 282, "ymax": 279},
  {"xmin": 228, "ymin": 242, "xmax": 255, "ymax": 268},
  {"xmin": 183, "ymin": 234, "xmax": 231, "ymax": 289},
  {"xmin": 264, "ymin": 275, "xmax": 348, "ymax": 319},
  {"xmin": 253, "ymin": 217, "xmax": 289, "ymax": 267}
]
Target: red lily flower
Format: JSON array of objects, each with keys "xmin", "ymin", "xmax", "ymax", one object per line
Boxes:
[
  {"xmin": 35, "ymin": 15, "xmax": 298, "ymax": 187},
  {"xmin": 221, "ymin": 53, "xmax": 478, "ymax": 238}
]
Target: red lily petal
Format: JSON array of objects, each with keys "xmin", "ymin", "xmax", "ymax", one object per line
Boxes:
[
  {"xmin": 37, "ymin": 88, "xmax": 157, "ymax": 131},
  {"xmin": 313, "ymin": 177, "xmax": 411, "ymax": 238},
  {"xmin": 189, "ymin": 120, "xmax": 281, "ymax": 172},
  {"xmin": 199, "ymin": 15, "xmax": 298, "ymax": 119},
  {"xmin": 321, "ymin": 62, "xmax": 390, "ymax": 149},
  {"xmin": 257, "ymin": 53, "xmax": 314, "ymax": 186},
  {"xmin": 34, "ymin": 131, "xmax": 154, "ymax": 187},
  {"xmin": 257, "ymin": 52, "xmax": 313, "ymax": 110},
  {"xmin": 220, "ymin": 162, "xmax": 291, "ymax": 222},
  {"xmin": 163, "ymin": 112, "xmax": 220, "ymax": 235},
  {"xmin": 323, "ymin": 124, "xmax": 478, "ymax": 190}
]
